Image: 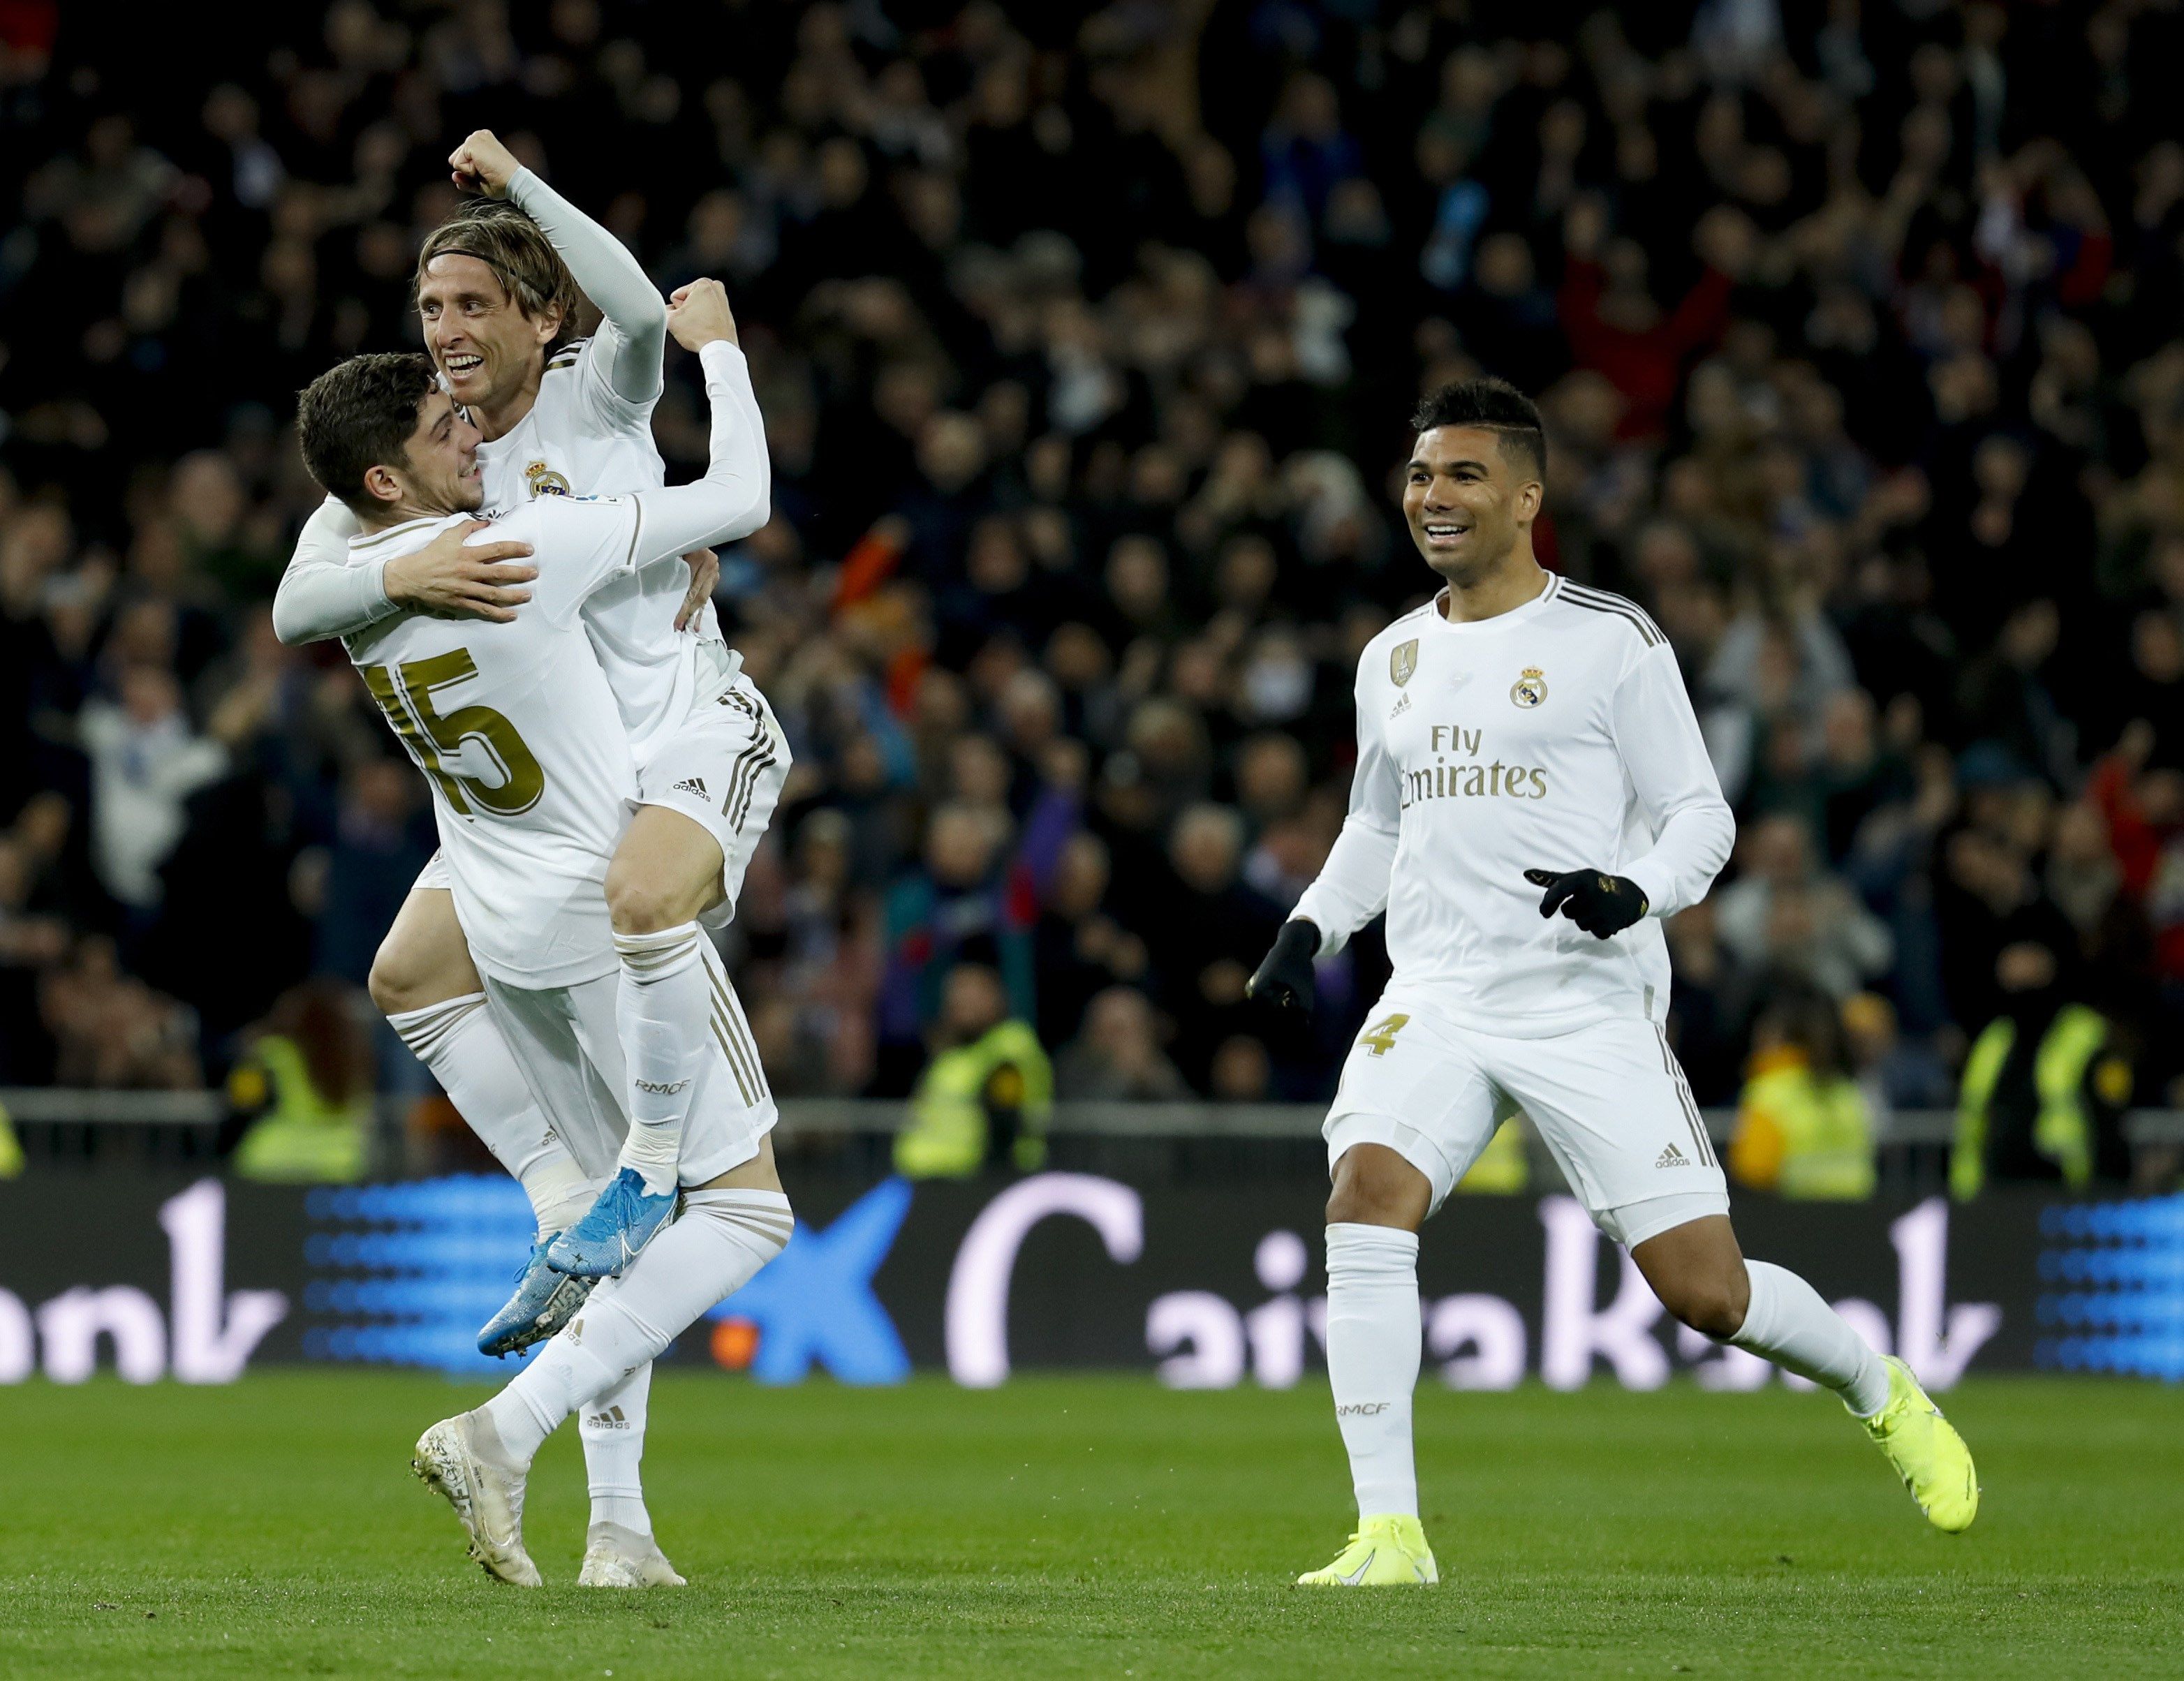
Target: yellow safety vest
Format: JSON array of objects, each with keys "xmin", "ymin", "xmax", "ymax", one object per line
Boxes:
[
  {"xmin": 230, "ymin": 1035, "xmax": 369, "ymax": 1184},
  {"xmin": 1952, "ymin": 1005, "xmax": 2113, "ymax": 1201},
  {"xmin": 1729, "ymin": 1052, "xmax": 1875, "ymax": 1200},
  {"xmin": 0, "ymin": 1099, "xmax": 21, "ymax": 1179},
  {"xmin": 1456, "ymin": 1116, "xmax": 1529, "ymax": 1194},
  {"xmin": 894, "ymin": 1021, "xmax": 1054, "ymax": 1180}
]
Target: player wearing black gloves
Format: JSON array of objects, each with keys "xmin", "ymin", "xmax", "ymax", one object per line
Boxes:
[
  {"xmin": 1247, "ymin": 919, "xmax": 1322, "ymax": 1015},
  {"xmin": 1521, "ymin": 868, "xmax": 1649, "ymax": 938}
]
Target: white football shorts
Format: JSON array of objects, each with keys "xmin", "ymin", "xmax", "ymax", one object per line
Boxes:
[
  {"xmin": 481, "ymin": 941, "xmax": 776, "ymax": 1189},
  {"xmin": 635, "ymin": 674, "xmax": 790, "ymax": 925},
  {"xmin": 1325, "ymin": 995, "xmax": 1729, "ymax": 1247}
]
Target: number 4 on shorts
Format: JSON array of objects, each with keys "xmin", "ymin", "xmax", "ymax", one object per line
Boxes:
[{"xmin": 1359, "ymin": 1013, "xmax": 1410, "ymax": 1058}]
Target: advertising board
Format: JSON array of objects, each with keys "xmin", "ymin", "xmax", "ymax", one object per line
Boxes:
[{"xmin": 1, "ymin": 1173, "xmax": 2172, "ymax": 1387}]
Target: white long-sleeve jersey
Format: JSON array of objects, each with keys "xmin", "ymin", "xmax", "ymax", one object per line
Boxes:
[
  {"xmin": 343, "ymin": 341, "xmax": 766, "ymax": 988},
  {"xmin": 1292, "ymin": 572, "xmax": 1735, "ymax": 1038},
  {"xmin": 272, "ymin": 171, "xmax": 769, "ymax": 768}
]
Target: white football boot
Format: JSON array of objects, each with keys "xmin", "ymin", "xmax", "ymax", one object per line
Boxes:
[
  {"xmin": 412, "ymin": 1411, "xmax": 542, "ymax": 1587},
  {"xmin": 577, "ymin": 1520, "xmax": 688, "ymax": 1587}
]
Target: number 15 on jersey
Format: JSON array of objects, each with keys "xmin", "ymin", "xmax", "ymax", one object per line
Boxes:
[{"xmin": 362, "ymin": 649, "xmax": 546, "ymax": 817}]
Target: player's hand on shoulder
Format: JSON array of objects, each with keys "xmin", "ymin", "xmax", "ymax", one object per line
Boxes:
[
  {"xmin": 384, "ymin": 520, "xmax": 538, "ymax": 623},
  {"xmin": 1248, "ymin": 919, "xmax": 1322, "ymax": 1016},
  {"xmin": 1523, "ymin": 867, "xmax": 1648, "ymax": 939},
  {"xmin": 449, "ymin": 130, "xmax": 520, "ymax": 198},
  {"xmin": 667, "ymin": 279, "xmax": 739, "ymax": 350}
]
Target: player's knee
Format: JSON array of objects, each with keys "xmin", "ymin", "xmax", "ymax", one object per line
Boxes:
[
  {"xmin": 1326, "ymin": 1146, "xmax": 1429, "ymax": 1230},
  {"xmin": 367, "ymin": 940, "xmax": 430, "ymax": 1016},
  {"xmin": 1665, "ymin": 1273, "xmax": 1748, "ymax": 1341},
  {"xmin": 605, "ymin": 864, "xmax": 681, "ymax": 935}
]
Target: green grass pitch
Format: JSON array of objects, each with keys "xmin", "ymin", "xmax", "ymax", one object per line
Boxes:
[{"xmin": 1, "ymin": 1372, "xmax": 2178, "ymax": 1678}]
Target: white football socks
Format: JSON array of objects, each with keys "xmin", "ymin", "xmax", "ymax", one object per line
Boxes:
[
  {"xmin": 1325, "ymin": 1222, "xmax": 1424, "ymax": 1520},
  {"xmin": 388, "ymin": 993, "xmax": 594, "ymax": 1235},
  {"xmin": 579, "ymin": 1360, "xmax": 654, "ymax": 1536},
  {"xmin": 1729, "ymin": 1259, "xmax": 1891, "ymax": 1417},
  {"xmin": 485, "ymin": 1189, "xmax": 794, "ymax": 1464},
  {"xmin": 613, "ymin": 924, "xmax": 712, "ymax": 1195}
]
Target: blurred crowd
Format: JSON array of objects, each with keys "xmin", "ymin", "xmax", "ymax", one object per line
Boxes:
[{"xmin": 1, "ymin": 0, "xmax": 2181, "ymax": 1169}]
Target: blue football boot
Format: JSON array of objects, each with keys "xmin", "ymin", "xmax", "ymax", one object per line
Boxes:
[
  {"xmin": 546, "ymin": 1169, "xmax": 678, "ymax": 1278},
  {"xmin": 477, "ymin": 1236, "xmax": 596, "ymax": 1358}
]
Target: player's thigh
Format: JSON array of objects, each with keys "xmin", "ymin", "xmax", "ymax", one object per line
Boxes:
[
  {"xmin": 1484, "ymin": 1017, "xmax": 1727, "ymax": 1236},
  {"xmin": 367, "ymin": 865, "xmax": 481, "ymax": 1014},
  {"xmin": 480, "ymin": 976, "xmax": 626, "ymax": 1182},
  {"xmin": 605, "ymin": 803, "xmax": 726, "ymax": 932},
  {"xmin": 694, "ymin": 1132, "xmax": 782, "ymax": 1194},
  {"xmin": 1325, "ymin": 1001, "xmax": 1510, "ymax": 1219},
  {"xmin": 628, "ymin": 681, "xmax": 790, "ymax": 931},
  {"xmin": 675, "ymin": 943, "xmax": 778, "ymax": 1187},
  {"xmin": 556, "ymin": 962, "xmax": 775, "ymax": 1184}
]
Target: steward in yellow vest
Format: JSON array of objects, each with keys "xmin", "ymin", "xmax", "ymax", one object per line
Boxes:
[
  {"xmin": 1952, "ymin": 934, "xmax": 2132, "ymax": 1199},
  {"xmin": 1730, "ymin": 1048, "xmax": 1875, "ymax": 1199},
  {"xmin": 1954, "ymin": 1002, "xmax": 2130, "ymax": 1199},
  {"xmin": 1729, "ymin": 990, "xmax": 1875, "ymax": 1200},
  {"xmin": 895, "ymin": 964, "xmax": 1054, "ymax": 1179},
  {"xmin": 228, "ymin": 984, "xmax": 373, "ymax": 1183}
]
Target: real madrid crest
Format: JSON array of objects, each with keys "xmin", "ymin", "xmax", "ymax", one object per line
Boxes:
[
  {"xmin": 1510, "ymin": 666, "xmax": 1547, "ymax": 707},
  {"xmin": 1390, "ymin": 639, "xmax": 1419, "ymax": 688},
  {"xmin": 524, "ymin": 459, "xmax": 573, "ymax": 498}
]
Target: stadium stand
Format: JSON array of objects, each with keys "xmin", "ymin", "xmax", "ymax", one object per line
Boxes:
[{"xmin": 0, "ymin": 0, "xmax": 2179, "ymax": 1159}]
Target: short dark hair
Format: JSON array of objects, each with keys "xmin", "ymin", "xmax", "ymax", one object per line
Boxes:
[
  {"xmin": 296, "ymin": 353, "xmax": 441, "ymax": 510},
  {"xmin": 1410, "ymin": 378, "xmax": 1547, "ymax": 481}
]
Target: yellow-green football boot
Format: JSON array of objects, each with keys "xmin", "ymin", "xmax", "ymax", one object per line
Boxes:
[
  {"xmin": 1296, "ymin": 1514, "xmax": 1439, "ymax": 1586},
  {"xmin": 1860, "ymin": 1356, "xmax": 1979, "ymax": 1533}
]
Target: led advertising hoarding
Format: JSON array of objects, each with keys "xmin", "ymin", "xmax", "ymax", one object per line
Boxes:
[{"xmin": 0, "ymin": 1173, "xmax": 2176, "ymax": 1387}]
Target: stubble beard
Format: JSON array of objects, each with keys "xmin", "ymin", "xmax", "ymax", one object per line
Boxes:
[{"xmin": 1419, "ymin": 521, "xmax": 1517, "ymax": 591}]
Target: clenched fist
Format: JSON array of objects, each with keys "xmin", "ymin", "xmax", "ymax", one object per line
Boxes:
[
  {"xmin": 667, "ymin": 279, "xmax": 739, "ymax": 351},
  {"xmin": 448, "ymin": 130, "xmax": 521, "ymax": 198}
]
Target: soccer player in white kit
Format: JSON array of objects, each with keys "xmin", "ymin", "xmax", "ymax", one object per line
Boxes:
[
  {"xmin": 279, "ymin": 129, "xmax": 781, "ymax": 1273},
  {"xmin": 295, "ymin": 283, "xmax": 793, "ymax": 1588},
  {"xmin": 1248, "ymin": 380, "xmax": 1979, "ymax": 1587},
  {"xmin": 274, "ymin": 135, "xmax": 785, "ymax": 1580}
]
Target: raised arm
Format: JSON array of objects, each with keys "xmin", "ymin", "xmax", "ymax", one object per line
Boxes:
[
  {"xmin": 620, "ymin": 281, "xmax": 770, "ymax": 563},
  {"xmin": 510, "ymin": 283, "xmax": 769, "ymax": 625},
  {"xmin": 448, "ymin": 130, "xmax": 667, "ymax": 407}
]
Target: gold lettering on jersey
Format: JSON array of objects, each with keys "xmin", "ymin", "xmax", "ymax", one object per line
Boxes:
[
  {"xmin": 1510, "ymin": 666, "xmax": 1548, "ymax": 707},
  {"xmin": 1390, "ymin": 639, "xmax": 1419, "ymax": 687},
  {"xmin": 1403, "ymin": 723, "xmax": 1549, "ymax": 808},
  {"xmin": 524, "ymin": 459, "xmax": 573, "ymax": 497},
  {"xmin": 1399, "ymin": 761, "xmax": 1549, "ymax": 805}
]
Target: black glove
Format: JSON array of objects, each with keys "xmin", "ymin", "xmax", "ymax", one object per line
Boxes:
[
  {"xmin": 1248, "ymin": 919, "xmax": 1322, "ymax": 1015},
  {"xmin": 1523, "ymin": 868, "xmax": 1649, "ymax": 939}
]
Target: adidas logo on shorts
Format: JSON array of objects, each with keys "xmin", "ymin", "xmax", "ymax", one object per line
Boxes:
[
  {"xmin": 673, "ymin": 776, "xmax": 708, "ymax": 799},
  {"xmin": 1655, "ymin": 1143, "xmax": 1689, "ymax": 1169}
]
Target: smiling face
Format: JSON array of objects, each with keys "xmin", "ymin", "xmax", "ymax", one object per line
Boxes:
[
  {"xmin": 416, "ymin": 252, "xmax": 561, "ymax": 415},
  {"xmin": 362, "ymin": 388, "xmax": 485, "ymax": 521},
  {"xmin": 1402, "ymin": 424, "xmax": 1543, "ymax": 586}
]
